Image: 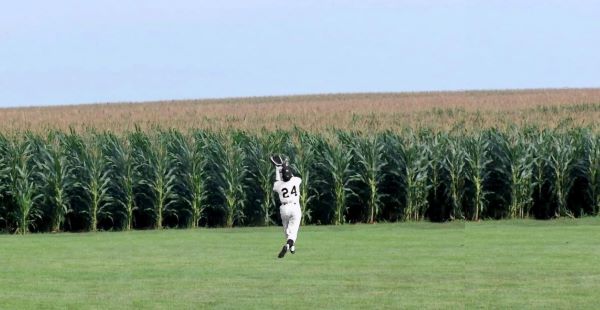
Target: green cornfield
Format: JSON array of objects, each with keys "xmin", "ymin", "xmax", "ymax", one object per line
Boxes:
[{"xmin": 1, "ymin": 127, "xmax": 599, "ymax": 234}]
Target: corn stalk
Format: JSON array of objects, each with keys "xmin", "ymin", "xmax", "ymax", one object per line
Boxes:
[
  {"xmin": 210, "ymin": 132, "xmax": 248, "ymax": 227},
  {"xmin": 136, "ymin": 131, "xmax": 179, "ymax": 229},
  {"xmin": 504, "ymin": 131, "xmax": 535, "ymax": 218},
  {"xmin": 464, "ymin": 133, "xmax": 493, "ymax": 221},
  {"xmin": 36, "ymin": 132, "xmax": 78, "ymax": 232},
  {"xmin": 529, "ymin": 130, "xmax": 552, "ymax": 217},
  {"xmin": 68, "ymin": 132, "xmax": 113, "ymax": 231},
  {"xmin": 291, "ymin": 131, "xmax": 318, "ymax": 225},
  {"xmin": 583, "ymin": 133, "xmax": 600, "ymax": 215},
  {"xmin": 425, "ymin": 132, "xmax": 447, "ymax": 220},
  {"xmin": 348, "ymin": 133, "xmax": 387, "ymax": 223},
  {"xmin": 0, "ymin": 135, "xmax": 10, "ymax": 229},
  {"xmin": 546, "ymin": 132, "xmax": 577, "ymax": 218},
  {"xmin": 167, "ymin": 130, "xmax": 209, "ymax": 228},
  {"xmin": 105, "ymin": 133, "xmax": 140, "ymax": 230},
  {"xmin": 2, "ymin": 134, "xmax": 43, "ymax": 234},
  {"xmin": 444, "ymin": 136, "xmax": 467, "ymax": 220},
  {"xmin": 398, "ymin": 132, "xmax": 431, "ymax": 221},
  {"xmin": 320, "ymin": 133, "xmax": 354, "ymax": 225}
]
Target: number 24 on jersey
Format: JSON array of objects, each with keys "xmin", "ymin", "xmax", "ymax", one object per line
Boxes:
[{"xmin": 281, "ymin": 185, "xmax": 298, "ymax": 198}]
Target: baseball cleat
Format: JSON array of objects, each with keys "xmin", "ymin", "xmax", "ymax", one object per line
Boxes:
[
  {"xmin": 287, "ymin": 239, "xmax": 295, "ymax": 254},
  {"xmin": 278, "ymin": 244, "xmax": 289, "ymax": 258}
]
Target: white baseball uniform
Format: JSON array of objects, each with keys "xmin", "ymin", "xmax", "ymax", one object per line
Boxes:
[{"xmin": 273, "ymin": 174, "xmax": 302, "ymax": 242}]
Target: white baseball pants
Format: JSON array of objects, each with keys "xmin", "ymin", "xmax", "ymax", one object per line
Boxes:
[{"xmin": 280, "ymin": 203, "xmax": 302, "ymax": 242}]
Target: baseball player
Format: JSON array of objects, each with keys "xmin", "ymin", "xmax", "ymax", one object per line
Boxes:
[{"xmin": 272, "ymin": 158, "xmax": 302, "ymax": 258}]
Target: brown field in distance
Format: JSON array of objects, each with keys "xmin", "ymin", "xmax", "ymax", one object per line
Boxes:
[{"xmin": 1, "ymin": 88, "xmax": 600, "ymax": 134}]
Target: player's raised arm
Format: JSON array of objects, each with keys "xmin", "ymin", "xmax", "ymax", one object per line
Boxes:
[
  {"xmin": 275, "ymin": 165, "xmax": 282, "ymax": 182},
  {"xmin": 270, "ymin": 154, "xmax": 284, "ymax": 183}
]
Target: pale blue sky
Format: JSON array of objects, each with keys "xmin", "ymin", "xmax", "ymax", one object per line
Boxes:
[{"xmin": 1, "ymin": 0, "xmax": 599, "ymax": 107}]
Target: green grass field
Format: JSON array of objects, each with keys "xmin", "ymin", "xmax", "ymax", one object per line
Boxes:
[{"xmin": 2, "ymin": 219, "xmax": 599, "ymax": 309}]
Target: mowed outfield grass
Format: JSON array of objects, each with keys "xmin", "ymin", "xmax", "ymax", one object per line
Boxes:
[
  {"xmin": 1, "ymin": 219, "xmax": 599, "ymax": 309},
  {"xmin": 465, "ymin": 218, "xmax": 600, "ymax": 309}
]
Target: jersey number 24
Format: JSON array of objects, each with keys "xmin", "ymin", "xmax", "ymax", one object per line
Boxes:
[{"xmin": 281, "ymin": 185, "xmax": 298, "ymax": 198}]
